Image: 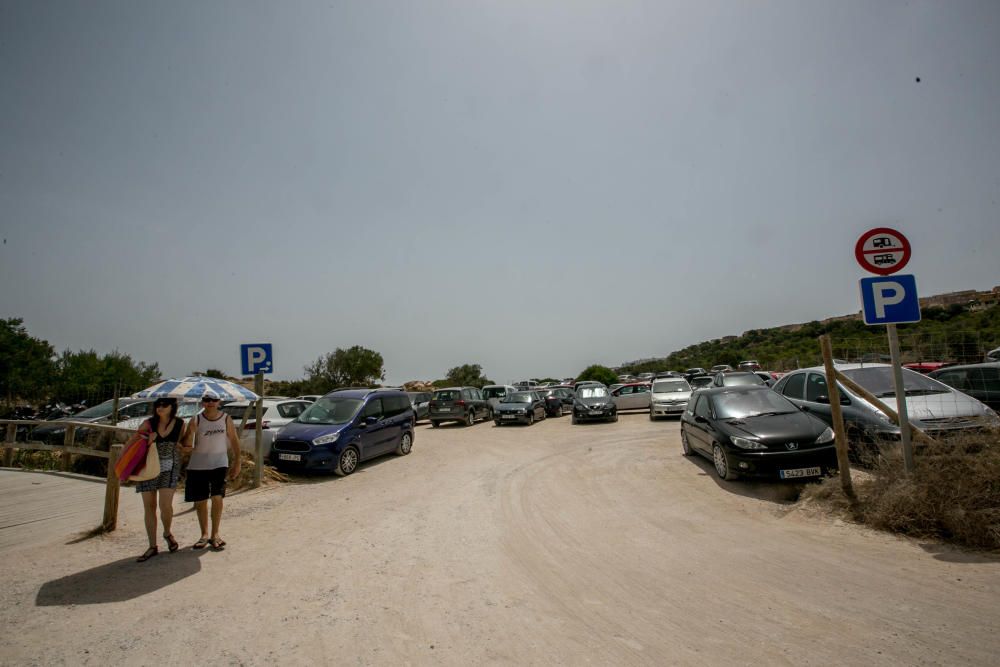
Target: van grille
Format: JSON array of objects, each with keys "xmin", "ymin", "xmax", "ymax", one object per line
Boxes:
[{"xmin": 273, "ymin": 439, "xmax": 311, "ymax": 453}]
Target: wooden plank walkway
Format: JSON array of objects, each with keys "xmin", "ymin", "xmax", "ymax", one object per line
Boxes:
[{"xmin": 0, "ymin": 469, "xmax": 111, "ymax": 551}]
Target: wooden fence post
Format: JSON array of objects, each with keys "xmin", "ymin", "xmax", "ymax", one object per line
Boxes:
[
  {"xmin": 3, "ymin": 423, "xmax": 15, "ymax": 467},
  {"xmin": 103, "ymin": 444, "xmax": 123, "ymax": 531},
  {"xmin": 62, "ymin": 424, "xmax": 76, "ymax": 472},
  {"xmin": 819, "ymin": 335, "xmax": 856, "ymax": 502}
]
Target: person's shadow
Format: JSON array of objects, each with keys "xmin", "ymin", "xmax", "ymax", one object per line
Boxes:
[{"xmin": 36, "ymin": 548, "xmax": 206, "ymax": 606}]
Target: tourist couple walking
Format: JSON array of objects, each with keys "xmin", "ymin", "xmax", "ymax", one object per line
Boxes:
[{"xmin": 133, "ymin": 393, "xmax": 242, "ymax": 562}]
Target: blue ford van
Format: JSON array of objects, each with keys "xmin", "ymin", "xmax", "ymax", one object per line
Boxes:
[{"xmin": 269, "ymin": 388, "xmax": 414, "ymax": 476}]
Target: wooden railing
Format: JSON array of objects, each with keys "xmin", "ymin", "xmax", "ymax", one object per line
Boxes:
[{"xmin": 1, "ymin": 419, "xmax": 135, "ymax": 532}]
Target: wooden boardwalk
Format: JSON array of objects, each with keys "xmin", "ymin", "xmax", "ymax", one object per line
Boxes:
[{"xmin": 0, "ymin": 469, "xmax": 113, "ymax": 552}]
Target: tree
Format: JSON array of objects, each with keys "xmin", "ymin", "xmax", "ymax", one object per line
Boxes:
[
  {"xmin": 0, "ymin": 318, "xmax": 56, "ymax": 404},
  {"xmin": 197, "ymin": 368, "xmax": 227, "ymax": 379},
  {"xmin": 304, "ymin": 345, "xmax": 385, "ymax": 393},
  {"xmin": 576, "ymin": 364, "xmax": 618, "ymax": 386},
  {"xmin": 443, "ymin": 363, "xmax": 492, "ymax": 388},
  {"xmin": 52, "ymin": 349, "xmax": 161, "ymax": 402}
]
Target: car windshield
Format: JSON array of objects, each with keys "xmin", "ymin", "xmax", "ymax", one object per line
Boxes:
[
  {"xmin": 71, "ymin": 400, "xmax": 116, "ymax": 419},
  {"xmin": 653, "ymin": 380, "xmax": 689, "ymax": 393},
  {"xmin": 723, "ymin": 374, "xmax": 765, "ymax": 386},
  {"xmin": 712, "ymin": 391, "xmax": 798, "ymax": 419},
  {"xmin": 841, "ymin": 367, "xmax": 950, "ymax": 397},
  {"xmin": 578, "ymin": 387, "xmax": 608, "ymax": 398},
  {"xmin": 482, "ymin": 387, "xmax": 507, "ymax": 399},
  {"xmin": 296, "ymin": 397, "xmax": 363, "ymax": 425},
  {"xmin": 501, "ymin": 392, "xmax": 533, "ymax": 403}
]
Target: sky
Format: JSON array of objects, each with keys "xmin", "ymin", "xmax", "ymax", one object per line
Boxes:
[{"xmin": 2, "ymin": 1, "xmax": 999, "ymax": 385}]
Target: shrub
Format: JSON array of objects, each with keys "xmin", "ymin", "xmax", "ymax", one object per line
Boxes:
[{"xmin": 800, "ymin": 430, "xmax": 1000, "ymax": 551}]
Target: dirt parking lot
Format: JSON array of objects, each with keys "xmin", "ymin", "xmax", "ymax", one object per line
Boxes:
[{"xmin": 1, "ymin": 412, "xmax": 998, "ymax": 665}]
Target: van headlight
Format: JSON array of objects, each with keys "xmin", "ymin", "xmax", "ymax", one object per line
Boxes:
[
  {"xmin": 814, "ymin": 427, "xmax": 834, "ymax": 444},
  {"xmin": 313, "ymin": 432, "xmax": 340, "ymax": 446}
]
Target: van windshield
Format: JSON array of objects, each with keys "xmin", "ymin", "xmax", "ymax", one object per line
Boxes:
[{"xmin": 296, "ymin": 397, "xmax": 363, "ymax": 425}]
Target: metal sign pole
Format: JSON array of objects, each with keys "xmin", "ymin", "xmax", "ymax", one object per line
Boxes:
[
  {"xmin": 886, "ymin": 324, "xmax": 914, "ymax": 474},
  {"xmin": 253, "ymin": 372, "xmax": 264, "ymax": 488}
]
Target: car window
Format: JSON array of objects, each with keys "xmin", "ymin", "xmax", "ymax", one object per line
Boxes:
[
  {"xmin": 805, "ymin": 373, "xmax": 829, "ymax": 402},
  {"xmin": 635, "ymin": 385, "xmax": 649, "ymax": 394},
  {"xmin": 967, "ymin": 369, "xmax": 1000, "ymax": 392},
  {"xmin": 935, "ymin": 370, "xmax": 968, "ymax": 390},
  {"xmin": 618, "ymin": 386, "xmax": 633, "ymax": 395},
  {"xmin": 780, "ymin": 373, "xmax": 806, "ymax": 399},
  {"xmin": 694, "ymin": 395, "xmax": 712, "ymax": 419},
  {"xmin": 277, "ymin": 402, "xmax": 306, "ymax": 418},
  {"xmin": 362, "ymin": 398, "xmax": 383, "ymax": 419}
]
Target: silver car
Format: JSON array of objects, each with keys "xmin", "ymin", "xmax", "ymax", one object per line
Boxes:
[
  {"xmin": 649, "ymin": 378, "xmax": 693, "ymax": 420},
  {"xmin": 773, "ymin": 363, "xmax": 1000, "ymax": 450}
]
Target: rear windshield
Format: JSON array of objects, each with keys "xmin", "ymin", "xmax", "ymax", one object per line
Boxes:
[
  {"xmin": 482, "ymin": 387, "xmax": 507, "ymax": 399},
  {"xmin": 723, "ymin": 374, "xmax": 765, "ymax": 386},
  {"xmin": 653, "ymin": 380, "xmax": 689, "ymax": 393},
  {"xmin": 72, "ymin": 400, "xmax": 116, "ymax": 419},
  {"xmin": 434, "ymin": 390, "xmax": 460, "ymax": 401},
  {"xmin": 296, "ymin": 397, "xmax": 363, "ymax": 425}
]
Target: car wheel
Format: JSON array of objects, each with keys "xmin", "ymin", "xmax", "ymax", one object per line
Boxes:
[
  {"xmin": 527, "ymin": 412, "xmax": 534, "ymax": 426},
  {"xmin": 334, "ymin": 447, "xmax": 359, "ymax": 477},
  {"xmin": 431, "ymin": 420, "xmax": 440, "ymax": 428},
  {"xmin": 396, "ymin": 432, "xmax": 413, "ymax": 456},
  {"xmin": 494, "ymin": 420, "xmax": 501, "ymax": 427},
  {"xmin": 712, "ymin": 444, "xmax": 738, "ymax": 481},
  {"xmin": 465, "ymin": 410, "xmax": 475, "ymax": 427},
  {"xmin": 649, "ymin": 412, "xmax": 656, "ymax": 421},
  {"xmin": 611, "ymin": 410, "xmax": 618, "ymax": 423},
  {"xmin": 571, "ymin": 414, "xmax": 578, "ymax": 425},
  {"xmin": 681, "ymin": 428, "xmax": 694, "ymax": 456}
]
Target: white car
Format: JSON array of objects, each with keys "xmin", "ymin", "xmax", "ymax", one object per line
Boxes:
[
  {"xmin": 611, "ymin": 383, "xmax": 651, "ymax": 411},
  {"xmin": 649, "ymin": 378, "xmax": 693, "ymax": 420},
  {"xmin": 221, "ymin": 399, "xmax": 313, "ymax": 455}
]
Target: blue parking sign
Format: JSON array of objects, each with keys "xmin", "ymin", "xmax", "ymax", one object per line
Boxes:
[
  {"xmin": 859, "ymin": 275, "xmax": 921, "ymax": 325},
  {"xmin": 241, "ymin": 344, "xmax": 273, "ymax": 375}
]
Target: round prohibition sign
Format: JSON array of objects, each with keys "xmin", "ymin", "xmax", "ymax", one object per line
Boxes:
[{"xmin": 855, "ymin": 227, "xmax": 911, "ymax": 276}]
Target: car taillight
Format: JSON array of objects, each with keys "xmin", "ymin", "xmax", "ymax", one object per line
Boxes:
[
  {"xmin": 429, "ymin": 401, "xmax": 437, "ymax": 408},
  {"xmin": 456, "ymin": 400, "xmax": 466, "ymax": 407}
]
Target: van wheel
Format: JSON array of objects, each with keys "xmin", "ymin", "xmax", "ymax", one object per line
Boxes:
[
  {"xmin": 334, "ymin": 447, "xmax": 359, "ymax": 476},
  {"xmin": 465, "ymin": 410, "xmax": 475, "ymax": 426},
  {"xmin": 395, "ymin": 432, "xmax": 412, "ymax": 456}
]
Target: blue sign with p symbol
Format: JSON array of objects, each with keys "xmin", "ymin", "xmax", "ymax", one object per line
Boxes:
[
  {"xmin": 859, "ymin": 275, "xmax": 921, "ymax": 325},
  {"xmin": 241, "ymin": 344, "xmax": 273, "ymax": 375}
]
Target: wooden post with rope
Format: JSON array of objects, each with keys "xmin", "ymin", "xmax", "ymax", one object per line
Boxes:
[
  {"xmin": 819, "ymin": 335, "xmax": 855, "ymax": 501},
  {"xmin": 3, "ymin": 422, "xmax": 15, "ymax": 467}
]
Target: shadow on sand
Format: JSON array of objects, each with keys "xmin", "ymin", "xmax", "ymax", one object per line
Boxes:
[{"xmin": 37, "ymin": 548, "xmax": 208, "ymax": 606}]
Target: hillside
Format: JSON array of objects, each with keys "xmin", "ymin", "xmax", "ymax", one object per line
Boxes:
[{"xmin": 619, "ymin": 302, "xmax": 1000, "ymax": 374}]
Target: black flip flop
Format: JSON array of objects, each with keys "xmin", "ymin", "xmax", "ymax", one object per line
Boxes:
[{"xmin": 209, "ymin": 538, "xmax": 226, "ymax": 551}]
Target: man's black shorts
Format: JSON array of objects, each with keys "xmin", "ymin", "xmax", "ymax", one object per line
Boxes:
[{"xmin": 185, "ymin": 467, "xmax": 228, "ymax": 502}]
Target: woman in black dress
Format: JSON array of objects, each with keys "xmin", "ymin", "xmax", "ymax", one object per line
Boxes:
[{"xmin": 135, "ymin": 397, "xmax": 184, "ymax": 562}]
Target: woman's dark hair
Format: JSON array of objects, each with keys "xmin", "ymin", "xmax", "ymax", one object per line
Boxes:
[{"xmin": 150, "ymin": 397, "xmax": 178, "ymax": 430}]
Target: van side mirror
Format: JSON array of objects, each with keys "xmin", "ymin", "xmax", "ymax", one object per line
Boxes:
[{"xmin": 813, "ymin": 395, "xmax": 831, "ymax": 404}]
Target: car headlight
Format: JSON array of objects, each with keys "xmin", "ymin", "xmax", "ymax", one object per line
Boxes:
[
  {"xmin": 313, "ymin": 432, "xmax": 340, "ymax": 446},
  {"xmin": 517, "ymin": 409, "xmax": 527, "ymax": 414},
  {"xmin": 814, "ymin": 427, "xmax": 834, "ymax": 444},
  {"xmin": 982, "ymin": 407, "xmax": 1000, "ymax": 427},
  {"xmin": 731, "ymin": 436, "xmax": 767, "ymax": 450},
  {"xmin": 872, "ymin": 408, "xmax": 894, "ymax": 424}
]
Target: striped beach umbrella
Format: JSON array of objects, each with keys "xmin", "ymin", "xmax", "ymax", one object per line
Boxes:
[{"xmin": 131, "ymin": 376, "xmax": 260, "ymax": 401}]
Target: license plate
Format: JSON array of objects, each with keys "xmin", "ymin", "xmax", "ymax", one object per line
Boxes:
[
  {"xmin": 780, "ymin": 466, "xmax": 821, "ymax": 479},
  {"xmin": 438, "ymin": 407, "xmax": 451, "ymax": 412},
  {"xmin": 278, "ymin": 453, "xmax": 301, "ymax": 462},
  {"xmin": 590, "ymin": 409, "xmax": 603, "ymax": 414},
  {"xmin": 501, "ymin": 414, "xmax": 517, "ymax": 420}
]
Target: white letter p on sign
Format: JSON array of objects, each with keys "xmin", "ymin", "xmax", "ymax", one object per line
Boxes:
[
  {"xmin": 873, "ymin": 281, "xmax": 905, "ymax": 319},
  {"xmin": 248, "ymin": 346, "xmax": 266, "ymax": 369}
]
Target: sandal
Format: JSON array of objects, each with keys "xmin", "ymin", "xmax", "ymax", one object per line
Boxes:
[
  {"xmin": 193, "ymin": 537, "xmax": 210, "ymax": 550},
  {"xmin": 164, "ymin": 533, "xmax": 179, "ymax": 553},
  {"xmin": 136, "ymin": 546, "xmax": 158, "ymax": 562},
  {"xmin": 209, "ymin": 538, "xmax": 226, "ymax": 551}
]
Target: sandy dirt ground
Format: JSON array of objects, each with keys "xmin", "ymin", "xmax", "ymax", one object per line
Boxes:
[{"xmin": 1, "ymin": 412, "xmax": 998, "ymax": 666}]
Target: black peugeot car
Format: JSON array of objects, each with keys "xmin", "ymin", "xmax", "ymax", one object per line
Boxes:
[
  {"xmin": 572, "ymin": 384, "xmax": 618, "ymax": 424},
  {"xmin": 680, "ymin": 386, "xmax": 838, "ymax": 481}
]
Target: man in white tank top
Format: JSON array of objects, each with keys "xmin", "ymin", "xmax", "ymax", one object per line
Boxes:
[{"xmin": 180, "ymin": 392, "xmax": 242, "ymax": 550}]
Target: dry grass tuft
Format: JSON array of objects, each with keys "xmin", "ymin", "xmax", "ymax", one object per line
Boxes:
[{"xmin": 800, "ymin": 429, "xmax": 1000, "ymax": 551}]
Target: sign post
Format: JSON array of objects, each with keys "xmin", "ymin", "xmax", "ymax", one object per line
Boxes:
[
  {"xmin": 855, "ymin": 228, "xmax": 918, "ymax": 474},
  {"xmin": 241, "ymin": 344, "xmax": 274, "ymax": 489}
]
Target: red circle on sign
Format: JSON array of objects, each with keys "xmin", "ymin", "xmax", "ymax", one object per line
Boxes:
[{"xmin": 855, "ymin": 227, "xmax": 911, "ymax": 276}]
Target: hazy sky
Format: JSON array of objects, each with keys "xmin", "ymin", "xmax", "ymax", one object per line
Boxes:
[{"xmin": 2, "ymin": 1, "xmax": 999, "ymax": 385}]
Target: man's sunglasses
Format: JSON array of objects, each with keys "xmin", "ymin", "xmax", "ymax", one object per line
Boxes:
[{"xmin": 201, "ymin": 397, "xmax": 220, "ymax": 403}]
